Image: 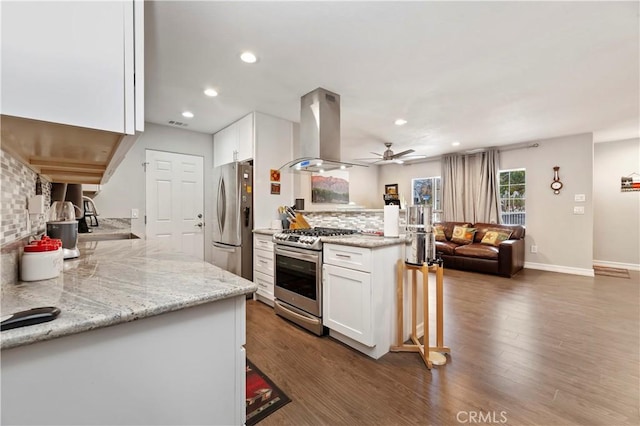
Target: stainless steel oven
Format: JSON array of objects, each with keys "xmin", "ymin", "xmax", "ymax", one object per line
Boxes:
[
  {"xmin": 273, "ymin": 245, "xmax": 324, "ymax": 335},
  {"xmin": 272, "ymin": 227, "xmax": 359, "ymax": 336}
]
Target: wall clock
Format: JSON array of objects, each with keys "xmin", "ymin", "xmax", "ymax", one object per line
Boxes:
[{"xmin": 551, "ymin": 166, "xmax": 563, "ymax": 194}]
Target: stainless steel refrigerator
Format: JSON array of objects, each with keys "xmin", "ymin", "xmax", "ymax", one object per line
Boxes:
[{"xmin": 211, "ymin": 162, "xmax": 253, "ymax": 281}]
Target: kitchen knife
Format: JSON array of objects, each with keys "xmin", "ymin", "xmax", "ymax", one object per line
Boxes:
[{"xmin": 1, "ymin": 307, "xmax": 61, "ymax": 331}]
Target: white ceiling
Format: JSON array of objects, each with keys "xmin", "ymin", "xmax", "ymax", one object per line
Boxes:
[{"xmin": 144, "ymin": 1, "xmax": 639, "ymax": 162}]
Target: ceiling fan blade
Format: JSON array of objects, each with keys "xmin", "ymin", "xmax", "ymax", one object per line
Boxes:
[
  {"xmin": 392, "ymin": 149, "xmax": 415, "ymax": 158},
  {"xmin": 370, "ymin": 152, "xmax": 383, "ymax": 157}
]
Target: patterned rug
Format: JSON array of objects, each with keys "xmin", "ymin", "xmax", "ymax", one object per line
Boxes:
[
  {"xmin": 246, "ymin": 359, "xmax": 291, "ymax": 425},
  {"xmin": 593, "ymin": 265, "xmax": 630, "ymax": 279}
]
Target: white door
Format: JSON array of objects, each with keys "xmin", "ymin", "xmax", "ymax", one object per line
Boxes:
[{"xmin": 145, "ymin": 150, "xmax": 204, "ymax": 260}]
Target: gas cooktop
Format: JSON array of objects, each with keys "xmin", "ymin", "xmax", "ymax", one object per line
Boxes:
[{"xmin": 273, "ymin": 227, "xmax": 359, "ymax": 250}]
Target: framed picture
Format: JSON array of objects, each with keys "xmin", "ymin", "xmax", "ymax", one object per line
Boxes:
[
  {"xmin": 385, "ymin": 184, "xmax": 398, "ymax": 196},
  {"xmin": 270, "ymin": 169, "xmax": 281, "ymax": 182},
  {"xmin": 270, "ymin": 183, "xmax": 281, "ymax": 195},
  {"xmin": 311, "ymin": 170, "xmax": 349, "ymax": 204}
]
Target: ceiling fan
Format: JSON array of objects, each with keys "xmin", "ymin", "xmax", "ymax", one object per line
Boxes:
[{"xmin": 356, "ymin": 142, "xmax": 424, "ymax": 164}]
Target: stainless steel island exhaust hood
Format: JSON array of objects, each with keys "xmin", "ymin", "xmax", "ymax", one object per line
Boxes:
[{"xmin": 280, "ymin": 87, "xmax": 364, "ymax": 173}]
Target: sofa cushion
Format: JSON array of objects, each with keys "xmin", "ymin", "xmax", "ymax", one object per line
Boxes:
[
  {"xmin": 434, "ymin": 224, "xmax": 446, "ymax": 242},
  {"xmin": 436, "ymin": 222, "xmax": 470, "ymax": 240},
  {"xmin": 455, "ymin": 243, "xmax": 499, "ymax": 259},
  {"xmin": 481, "ymin": 229, "xmax": 513, "ymax": 246},
  {"xmin": 435, "ymin": 240, "xmax": 459, "ymax": 255},
  {"xmin": 451, "ymin": 226, "xmax": 476, "ymax": 245},
  {"xmin": 473, "ymin": 222, "xmax": 525, "ymax": 241}
]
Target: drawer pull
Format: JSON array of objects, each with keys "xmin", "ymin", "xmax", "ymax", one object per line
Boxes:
[{"xmin": 335, "ymin": 253, "xmax": 351, "ymax": 259}]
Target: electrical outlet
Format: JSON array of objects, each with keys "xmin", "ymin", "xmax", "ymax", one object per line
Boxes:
[
  {"xmin": 574, "ymin": 194, "xmax": 586, "ymax": 202},
  {"xmin": 573, "ymin": 206, "xmax": 585, "ymax": 215},
  {"xmin": 530, "ymin": 245, "xmax": 538, "ymax": 253},
  {"xmin": 131, "ymin": 208, "xmax": 139, "ymax": 219}
]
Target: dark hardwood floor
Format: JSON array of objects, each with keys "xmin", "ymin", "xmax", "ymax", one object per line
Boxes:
[{"xmin": 246, "ymin": 268, "xmax": 640, "ymax": 425}]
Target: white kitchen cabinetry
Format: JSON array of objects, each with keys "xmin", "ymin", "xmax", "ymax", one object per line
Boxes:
[
  {"xmin": 323, "ymin": 242, "xmax": 403, "ymax": 359},
  {"xmin": 213, "ymin": 114, "xmax": 254, "ymax": 168},
  {"xmin": 2, "ymin": 296, "xmax": 246, "ymax": 425},
  {"xmin": 253, "ymin": 234, "xmax": 275, "ymax": 306},
  {"xmin": 1, "ymin": 0, "xmax": 144, "ymax": 135}
]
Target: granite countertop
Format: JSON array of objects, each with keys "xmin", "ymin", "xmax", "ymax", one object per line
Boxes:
[
  {"xmin": 253, "ymin": 229, "xmax": 279, "ymax": 236},
  {"xmin": 253, "ymin": 228, "xmax": 410, "ymax": 248},
  {"xmin": 1, "ymin": 239, "xmax": 257, "ymax": 350},
  {"xmin": 321, "ymin": 234, "xmax": 411, "ymax": 248}
]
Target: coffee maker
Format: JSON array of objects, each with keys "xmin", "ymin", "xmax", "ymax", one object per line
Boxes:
[{"xmin": 46, "ymin": 201, "xmax": 80, "ymax": 259}]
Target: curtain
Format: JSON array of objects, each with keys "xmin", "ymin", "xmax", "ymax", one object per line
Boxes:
[{"xmin": 441, "ymin": 149, "xmax": 501, "ymax": 223}]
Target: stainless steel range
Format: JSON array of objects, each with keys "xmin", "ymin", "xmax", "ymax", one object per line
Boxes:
[{"xmin": 273, "ymin": 227, "xmax": 358, "ymax": 335}]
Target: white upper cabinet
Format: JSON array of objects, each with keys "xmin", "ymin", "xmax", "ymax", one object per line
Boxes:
[
  {"xmin": 1, "ymin": 0, "xmax": 143, "ymax": 134},
  {"xmin": 236, "ymin": 114, "xmax": 254, "ymax": 162},
  {"xmin": 213, "ymin": 113, "xmax": 254, "ymax": 168},
  {"xmin": 213, "ymin": 124, "xmax": 238, "ymax": 168}
]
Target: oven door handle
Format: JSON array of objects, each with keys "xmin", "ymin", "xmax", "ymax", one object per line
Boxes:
[{"xmin": 274, "ymin": 246, "xmax": 320, "ymax": 263}]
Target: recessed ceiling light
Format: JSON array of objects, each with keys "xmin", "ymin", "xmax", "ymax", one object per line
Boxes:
[
  {"xmin": 340, "ymin": 165, "xmax": 347, "ymax": 170},
  {"xmin": 452, "ymin": 141, "xmax": 460, "ymax": 147},
  {"xmin": 240, "ymin": 51, "xmax": 257, "ymax": 63},
  {"xmin": 319, "ymin": 169, "xmax": 325, "ymax": 173},
  {"xmin": 204, "ymin": 88, "xmax": 218, "ymax": 97},
  {"xmin": 394, "ymin": 119, "xmax": 407, "ymax": 126},
  {"xmin": 182, "ymin": 111, "xmax": 194, "ymax": 118}
]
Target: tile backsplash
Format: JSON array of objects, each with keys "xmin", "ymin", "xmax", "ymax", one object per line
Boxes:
[
  {"xmin": 1, "ymin": 149, "xmax": 51, "ymax": 246},
  {"xmin": 303, "ymin": 210, "xmax": 407, "ymax": 230}
]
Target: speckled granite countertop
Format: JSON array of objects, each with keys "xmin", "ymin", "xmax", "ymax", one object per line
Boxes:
[
  {"xmin": 1, "ymin": 239, "xmax": 257, "ymax": 350},
  {"xmin": 253, "ymin": 229, "xmax": 410, "ymax": 248},
  {"xmin": 321, "ymin": 234, "xmax": 411, "ymax": 248},
  {"xmin": 253, "ymin": 229, "xmax": 278, "ymax": 236}
]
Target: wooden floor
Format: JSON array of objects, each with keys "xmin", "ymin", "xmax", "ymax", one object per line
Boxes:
[{"xmin": 246, "ymin": 268, "xmax": 640, "ymax": 426}]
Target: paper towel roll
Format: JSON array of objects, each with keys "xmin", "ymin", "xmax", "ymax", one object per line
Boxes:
[{"xmin": 384, "ymin": 205, "xmax": 400, "ymax": 237}]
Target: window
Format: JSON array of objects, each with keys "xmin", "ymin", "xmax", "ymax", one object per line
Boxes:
[
  {"xmin": 411, "ymin": 177, "xmax": 442, "ymax": 220},
  {"xmin": 499, "ymin": 169, "xmax": 526, "ymax": 225}
]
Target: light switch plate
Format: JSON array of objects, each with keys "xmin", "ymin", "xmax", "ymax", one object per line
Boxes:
[
  {"xmin": 573, "ymin": 206, "xmax": 585, "ymax": 215},
  {"xmin": 574, "ymin": 194, "xmax": 586, "ymax": 202},
  {"xmin": 131, "ymin": 208, "xmax": 139, "ymax": 219}
]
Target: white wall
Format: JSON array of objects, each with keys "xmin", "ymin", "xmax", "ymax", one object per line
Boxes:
[
  {"xmin": 253, "ymin": 112, "xmax": 295, "ymax": 228},
  {"xmin": 593, "ymin": 138, "xmax": 640, "ymax": 269},
  {"xmin": 500, "ymin": 133, "xmax": 594, "ymax": 275},
  {"xmin": 95, "ymin": 123, "xmax": 214, "ymax": 261}
]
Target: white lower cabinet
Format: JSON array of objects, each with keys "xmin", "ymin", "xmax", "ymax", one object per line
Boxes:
[
  {"xmin": 253, "ymin": 234, "xmax": 275, "ymax": 306},
  {"xmin": 1, "ymin": 296, "xmax": 246, "ymax": 425},
  {"xmin": 322, "ymin": 242, "xmax": 403, "ymax": 359},
  {"xmin": 323, "ymin": 264, "xmax": 373, "ymax": 346}
]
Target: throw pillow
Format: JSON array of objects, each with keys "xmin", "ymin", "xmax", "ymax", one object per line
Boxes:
[
  {"xmin": 481, "ymin": 229, "xmax": 513, "ymax": 246},
  {"xmin": 451, "ymin": 225, "xmax": 476, "ymax": 245},
  {"xmin": 434, "ymin": 225, "xmax": 446, "ymax": 242}
]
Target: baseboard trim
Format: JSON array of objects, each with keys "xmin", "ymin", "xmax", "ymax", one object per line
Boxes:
[
  {"xmin": 592, "ymin": 260, "xmax": 640, "ymax": 272},
  {"xmin": 524, "ymin": 262, "xmax": 594, "ymax": 277}
]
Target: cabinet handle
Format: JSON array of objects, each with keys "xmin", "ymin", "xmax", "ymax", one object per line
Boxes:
[{"xmin": 335, "ymin": 253, "xmax": 351, "ymax": 259}]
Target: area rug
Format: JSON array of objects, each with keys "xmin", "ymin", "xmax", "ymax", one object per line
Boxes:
[
  {"xmin": 246, "ymin": 359, "xmax": 291, "ymax": 425},
  {"xmin": 593, "ymin": 265, "xmax": 630, "ymax": 279}
]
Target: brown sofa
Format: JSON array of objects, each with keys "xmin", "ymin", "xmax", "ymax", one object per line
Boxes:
[{"xmin": 434, "ymin": 222, "xmax": 525, "ymax": 277}]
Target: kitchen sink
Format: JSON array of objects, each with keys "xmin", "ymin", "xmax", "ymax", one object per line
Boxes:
[{"xmin": 78, "ymin": 233, "xmax": 140, "ymax": 242}]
